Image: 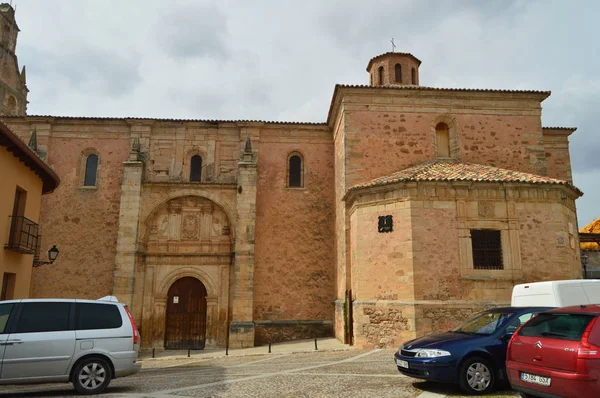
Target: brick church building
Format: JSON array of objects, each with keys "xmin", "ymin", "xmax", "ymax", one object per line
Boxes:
[{"xmin": 0, "ymin": 3, "xmax": 584, "ymax": 349}]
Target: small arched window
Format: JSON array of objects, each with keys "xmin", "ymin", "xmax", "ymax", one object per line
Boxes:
[
  {"xmin": 288, "ymin": 154, "xmax": 303, "ymax": 188},
  {"xmin": 190, "ymin": 155, "xmax": 202, "ymax": 182},
  {"xmin": 394, "ymin": 64, "xmax": 402, "ymax": 83},
  {"xmin": 378, "ymin": 66, "xmax": 384, "ymax": 85},
  {"xmin": 411, "ymin": 67, "xmax": 417, "ymax": 85},
  {"xmin": 83, "ymin": 154, "xmax": 99, "ymax": 186},
  {"xmin": 435, "ymin": 122, "xmax": 450, "ymax": 157}
]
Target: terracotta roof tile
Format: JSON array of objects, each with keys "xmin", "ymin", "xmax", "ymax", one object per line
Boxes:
[
  {"xmin": 366, "ymin": 52, "xmax": 422, "ymax": 71},
  {"xmin": 348, "ymin": 159, "xmax": 582, "ymax": 196},
  {"xmin": 0, "ymin": 114, "xmax": 328, "ymax": 126},
  {"xmin": 336, "ymin": 84, "xmax": 551, "ymax": 96}
]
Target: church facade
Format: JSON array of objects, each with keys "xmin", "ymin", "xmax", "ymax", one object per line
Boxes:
[{"xmin": 0, "ymin": 4, "xmax": 584, "ymax": 349}]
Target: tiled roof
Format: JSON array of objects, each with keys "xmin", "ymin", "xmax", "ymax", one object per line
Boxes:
[
  {"xmin": 366, "ymin": 52, "xmax": 422, "ymax": 70},
  {"xmin": 0, "ymin": 114, "xmax": 328, "ymax": 126},
  {"xmin": 347, "ymin": 159, "xmax": 582, "ymax": 195},
  {"xmin": 0, "ymin": 120, "xmax": 60, "ymax": 193},
  {"xmin": 336, "ymin": 84, "xmax": 551, "ymax": 96}
]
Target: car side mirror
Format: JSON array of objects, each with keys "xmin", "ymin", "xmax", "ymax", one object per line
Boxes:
[{"xmin": 501, "ymin": 332, "xmax": 514, "ymax": 341}]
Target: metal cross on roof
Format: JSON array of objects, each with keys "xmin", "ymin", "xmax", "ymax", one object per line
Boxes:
[{"xmin": 390, "ymin": 38, "xmax": 396, "ymax": 52}]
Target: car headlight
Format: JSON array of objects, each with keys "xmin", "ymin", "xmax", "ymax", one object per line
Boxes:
[{"xmin": 415, "ymin": 349, "xmax": 451, "ymax": 358}]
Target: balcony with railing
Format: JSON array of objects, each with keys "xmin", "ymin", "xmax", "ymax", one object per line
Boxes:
[{"xmin": 4, "ymin": 216, "xmax": 39, "ymax": 254}]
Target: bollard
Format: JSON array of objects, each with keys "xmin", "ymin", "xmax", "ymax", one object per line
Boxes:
[
  {"xmin": 226, "ymin": 344, "xmax": 229, "ymax": 356},
  {"xmin": 314, "ymin": 338, "xmax": 318, "ymax": 351},
  {"xmin": 268, "ymin": 341, "xmax": 272, "ymax": 353},
  {"xmin": 187, "ymin": 347, "xmax": 191, "ymax": 358},
  {"xmin": 152, "ymin": 348, "xmax": 155, "ymax": 358}
]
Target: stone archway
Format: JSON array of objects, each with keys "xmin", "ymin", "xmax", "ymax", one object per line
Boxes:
[
  {"xmin": 165, "ymin": 277, "xmax": 208, "ymax": 350},
  {"xmin": 137, "ymin": 195, "xmax": 233, "ymax": 349}
]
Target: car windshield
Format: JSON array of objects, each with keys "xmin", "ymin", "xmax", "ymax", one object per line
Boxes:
[{"xmin": 451, "ymin": 311, "xmax": 512, "ymax": 335}]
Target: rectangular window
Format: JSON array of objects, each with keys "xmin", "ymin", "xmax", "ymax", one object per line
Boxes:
[
  {"xmin": 1, "ymin": 273, "xmax": 16, "ymax": 300},
  {"xmin": 471, "ymin": 229, "xmax": 503, "ymax": 270},
  {"xmin": 518, "ymin": 313, "xmax": 595, "ymax": 341},
  {"xmin": 0, "ymin": 303, "xmax": 15, "ymax": 334},
  {"xmin": 15, "ymin": 302, "xmax": 71, "ymax": 333},
  {"xmin": 75, "ymin": 303, "xmax": 122, "ymax": 330}
]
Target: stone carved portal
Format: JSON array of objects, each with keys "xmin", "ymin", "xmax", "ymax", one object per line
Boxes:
[
  {"xmin": 141, "ymin": 195, "xmax": 233, "ymax": 349},
  {"xmin": 146, "ymin": 195, "xmax": 231, "ymax": 253}
]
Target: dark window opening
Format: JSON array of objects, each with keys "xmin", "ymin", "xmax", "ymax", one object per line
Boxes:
[
  {"xmin": 378, "ymin": 66, "xmax": 384, "ymax": 85},
  {"xmin": 411, "ymin": 67, "xmax": 416, "ymax": 84},
  {"xmin": 84, "ymin": 154, "xmax": 98, "ymax": 186},
  {"xmin": 395, "ymin": 64, "xmax": 402, "ymax": 83},
  {"xmin": 288, "ymin": 155, "xmax": 302, "ymax": 187},
  {"xmin": 1, "ymin": 273, "xmax": 16, "ymax": 301},
  {"xmin": 471, "ymin": 229, "xmax": 503, "ymax": 269},
  {"xmin": 15, "ymin": 302, "xmax": 71, "ymax": 333},
  {"xmin": 190, "ymin": 155, "xmax": 202, "ymax": 182},
  {"xmin": 76, "ymin": 303, "xmax": 122, "ymax": 330},
  {"xmin": 0, "ymin": 303, "xmax": 15, "ymax": 334}
]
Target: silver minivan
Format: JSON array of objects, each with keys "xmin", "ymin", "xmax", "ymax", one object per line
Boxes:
[{"xmin": 0, "ymin": 296, "xmax": 141, "ymax": 394}]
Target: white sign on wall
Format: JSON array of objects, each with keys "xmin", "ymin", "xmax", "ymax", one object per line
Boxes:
[{"xmin": 173, "ymin": 296, "xmax": 179, "ymax": 304}]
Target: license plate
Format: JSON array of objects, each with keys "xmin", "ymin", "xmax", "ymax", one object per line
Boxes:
[
  {"xmin": 396, "ymin": 359, "xmax": 409, "ymax": 369},
  {"xmin": 521, "ymin": 372, "xmax": 551, "ymax": 387}
]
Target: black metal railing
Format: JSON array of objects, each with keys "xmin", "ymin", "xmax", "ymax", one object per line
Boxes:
[{"xmin": 5, "ymin": 216, "xmax": 39, "ymax": 254}]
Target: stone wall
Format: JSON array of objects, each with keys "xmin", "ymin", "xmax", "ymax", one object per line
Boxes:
[
  {"xmin": 254, "ymin": 321, "xmax": 333, "ymax": 345},
  {"xmin": 254, "ymin": 125, "xmax": 336, "ymax": 341}
]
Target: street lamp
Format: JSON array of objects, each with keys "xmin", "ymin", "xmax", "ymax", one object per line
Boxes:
[
  {"xmin": 581, "ymin": 253, "xmax": 588, "ymax": 280},
  {"xmin": 33, "ymin": 245, "xmax": 60, "ymax": 267}
]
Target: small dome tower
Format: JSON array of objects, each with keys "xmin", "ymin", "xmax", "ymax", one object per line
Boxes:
[{"xmin": 366, "ymin": 52, "xmax": 421, "ymax": 87}]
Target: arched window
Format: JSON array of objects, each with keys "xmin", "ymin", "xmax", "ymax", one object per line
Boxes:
[
  {"xmin": 435, "ymin": 122, "xmax": 450, "ymax": 157},
  {"xmin": 288, "ymin": 154, "xmax": 303, "ymax": 188},
  {"xmin": 190, "ymin": 155, "xmax": 202, "ymax": 182},
  {"xmin": 411, "ymin": 67, "xmax": 417, "ymax": 84},
  {"xmin": 83, "ymin": 154, "xmax": 99, "ymax": 186},
  {"xmin": 378, "ymin": 66, "xmax": 384, "ymax": 85},
  {"xmin": 395, "ymin": 64, "xmax": 402, "ymax": 83}
]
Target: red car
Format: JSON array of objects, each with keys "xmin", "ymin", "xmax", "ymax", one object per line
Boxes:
[{"xmin": 506, "ymin": 304, "xmax": 600, "ymax": 398}]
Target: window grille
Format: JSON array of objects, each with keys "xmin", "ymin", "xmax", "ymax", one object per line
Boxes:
[{"xmin": 471, "ymin": 229, "xmax": 503, "ymax": 270}]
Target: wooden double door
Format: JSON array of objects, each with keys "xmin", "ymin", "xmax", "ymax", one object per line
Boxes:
[{"xmin": 165, "ymin": 277, "xmax": 207, "ymax": 350}]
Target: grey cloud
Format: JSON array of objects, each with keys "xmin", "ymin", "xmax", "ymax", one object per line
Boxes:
[
  {"xmin": 21, "ymin": 45, "xmax": 142, "ymax": 98},
  {"xmin": 156, "ymin": 4, "xmax": 229, "ymax": 60}
]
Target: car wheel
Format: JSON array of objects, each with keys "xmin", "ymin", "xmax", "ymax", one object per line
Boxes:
[
  {"xmin": 458, "ymin": 356, "xmax": 495, "ymax": 395},
  {"xmin": 72, "ymin": 357, "xmax": 112, "ymax": 395}
]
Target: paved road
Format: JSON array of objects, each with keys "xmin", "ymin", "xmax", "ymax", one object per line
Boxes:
[{"xmin": 0, "ymin": 349, "xmax": 518, "ymax": 398}]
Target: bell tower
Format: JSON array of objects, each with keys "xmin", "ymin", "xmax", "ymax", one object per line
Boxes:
[
  {"xmin": 366, "ymin": 52, "xmax": 421, "ymax": 87},
  {"xmin": 0, "ymin": 3, "xmax": 27, "ymax": 115}
]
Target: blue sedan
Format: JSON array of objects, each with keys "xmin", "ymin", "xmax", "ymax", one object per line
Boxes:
[{"xmin": 394, "ymin": 307, "xmax": 551, "ymax": 395}]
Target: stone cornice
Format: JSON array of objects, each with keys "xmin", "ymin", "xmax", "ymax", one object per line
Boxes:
[
  {"xmin": 327, "ymin": 85, "xmax": 550, "ymax": 127},
  {"xmin": 345, "ymin": 180, "xmax": 580, "ymax": 213}
]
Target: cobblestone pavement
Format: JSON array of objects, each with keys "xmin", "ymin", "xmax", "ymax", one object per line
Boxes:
[{"xmin": 0, "ymin": 349, "xmax": 519, "ymax": 398}]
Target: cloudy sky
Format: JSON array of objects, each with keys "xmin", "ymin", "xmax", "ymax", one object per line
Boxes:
[{"xmin": 13, "ymin": 0, "xmax": 599, "ymax": 227}]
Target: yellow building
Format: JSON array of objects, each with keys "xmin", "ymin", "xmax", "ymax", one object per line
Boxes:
[{"xmin": 0, "ymin": 121, "xmax": 59, "ymax": 299}]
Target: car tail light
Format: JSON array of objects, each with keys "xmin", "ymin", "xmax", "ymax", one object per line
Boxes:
[
  {"xmin": 124, "ymin": 306, "xmax": 139, "ymax": 345},
  {"xmin": 578, "ymin": 317, "xmax": 600, "ymax": 359}
]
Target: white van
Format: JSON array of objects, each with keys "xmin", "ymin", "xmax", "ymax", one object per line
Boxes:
[
  {"xmin": 0, "ymin": 296, "xmax": 141, "ymax": 394},
  {"xmin": 511, "ymin": 280, "xmax": 600, "ymax": 307}
]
